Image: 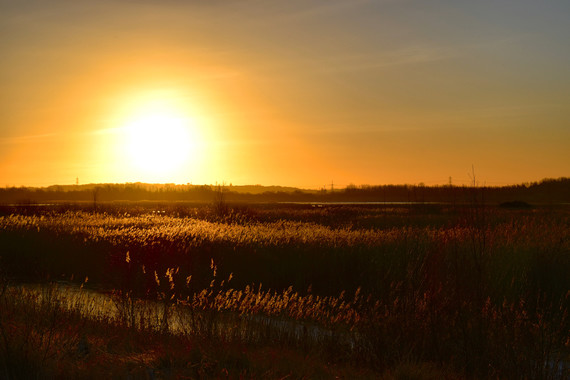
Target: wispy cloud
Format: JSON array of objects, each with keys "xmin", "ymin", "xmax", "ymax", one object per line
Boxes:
[
  {"xmin": 0, "ymin": 127, "xmax": 121, "ymax": 145},
  {"xmin": 0, "ymin": 132, "xmax": 59, "ymax": 145},
  {"xmin": 88, "ymin": 127, "xmax": 123, "ymax": 136},
  {"xmin": 315, "ymin": 34, "xmax": 527, "ymax": 74},
  {"xmin": 281, "ymin": 0, "xmax": 375, "ymax": 20},
  {"xmin": 318, "ymin": 45, "xmax": 453, "ymax": 73}
]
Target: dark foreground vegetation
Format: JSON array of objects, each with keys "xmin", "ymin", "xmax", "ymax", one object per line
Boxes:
[{"xmin": 0, "ymin": 201, "xmax": 569, "ymax": 379}]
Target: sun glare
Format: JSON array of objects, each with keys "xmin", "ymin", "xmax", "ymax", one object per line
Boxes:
[
  {"xmin": 125, "ymin": 113, "xmax": 189, "ymax": 169},
  {"xmin": 117, "ymin": 103, "xmax": 204, "ymax": 182}
]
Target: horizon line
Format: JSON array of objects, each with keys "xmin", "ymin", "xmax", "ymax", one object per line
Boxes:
[{"xmin": 3, "ymin": 176, "xmax": 569, "ymax": 191}]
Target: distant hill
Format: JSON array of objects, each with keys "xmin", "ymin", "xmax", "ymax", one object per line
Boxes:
[
  {"xmin": 1, "ymin": 178, "xmax": 568, "ymax": 205},
  {"xmin": 42, "ymin": 183, "xmax": 309, "ymax": 195}
]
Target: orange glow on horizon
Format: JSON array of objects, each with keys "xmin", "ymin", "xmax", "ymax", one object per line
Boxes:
[{"xmin": 1, "ymin": 2, "xmax": 569, "ymax": 188}]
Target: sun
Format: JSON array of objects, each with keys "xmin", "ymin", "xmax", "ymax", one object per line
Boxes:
[
  {"xmin": 119, "ymin": 107, "xmax": 202, "ymax": 182},
  {"xmin": 125, "ymin": 113, "xmax": 189, "ymax": 170},
  {"xmin": 104, "ymin": 88, "xmax": 214, "ymax": 184}
]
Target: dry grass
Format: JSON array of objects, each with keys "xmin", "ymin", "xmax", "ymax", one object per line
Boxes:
[{"xmin": 0, "ymin": 205, "xmax": 569, "ymax": 378}]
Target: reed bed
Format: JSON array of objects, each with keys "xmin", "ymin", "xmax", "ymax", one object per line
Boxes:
[{"xmin": 0, "ymin": 205, "xmax": 569, "ymax": 378}]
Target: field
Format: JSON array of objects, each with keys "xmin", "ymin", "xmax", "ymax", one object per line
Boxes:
[{"xmin": 0, "ymin": 202, "xmax": 569, "ymax": 379}]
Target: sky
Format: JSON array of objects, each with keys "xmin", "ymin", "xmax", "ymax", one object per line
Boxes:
[{"xmin": 1, "ymin": 0, "xmax": 569, "ymax": 188}]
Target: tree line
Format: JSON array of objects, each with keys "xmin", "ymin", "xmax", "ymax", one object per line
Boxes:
[{"xmin": 0, "ymin": 178, "xmax": 568, "ymax": 205}]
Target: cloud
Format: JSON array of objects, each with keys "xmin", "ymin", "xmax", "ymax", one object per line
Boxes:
[
  {"xmin": 0, "ymin": 133, "xmax": 59, "ymax": 146},
  {"xmin": 318, "ymin": 45, "xmax": 454, "ymax": 74},
  {"xmin": 281, "ymin": 0, "xmax": 375, "ymax": 19}
]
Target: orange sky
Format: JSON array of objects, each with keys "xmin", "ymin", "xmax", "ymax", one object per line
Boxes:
[{"xmin": 1, "ymin": 1, "xmax": 569, "ymax": 188}]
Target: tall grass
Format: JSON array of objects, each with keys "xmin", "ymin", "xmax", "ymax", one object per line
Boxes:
[{"xmin": 0, "ymin": 205, "xmax": 568, "ymax": 378}]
